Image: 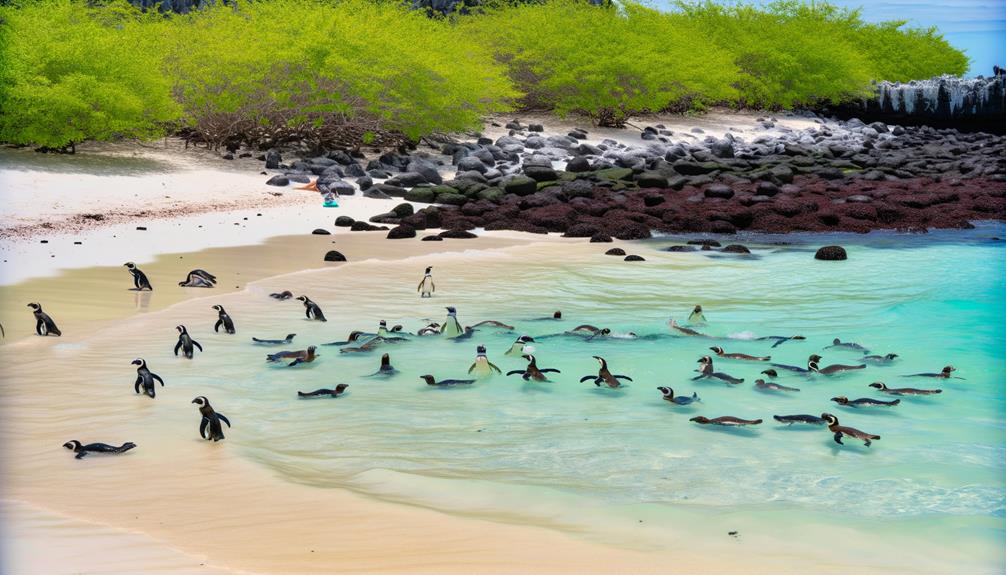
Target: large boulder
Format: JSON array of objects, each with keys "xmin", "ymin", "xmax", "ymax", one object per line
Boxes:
[
  {"xmin": 503, "ymin": 175, "xmax": 538, "ymax": 196},
  {"xmin": 814, "ymin": 245, "xmax": 848, "ymax": 260},
  {"xmin": 524, "ymin": 165, "xmax": 558, "ymax": 182},
  {"xmin": 324, "ymin": 250, "xmax": 347, "ymax": 262},
  {"xmin": 386, "ymin": 224, "xmax": 417, "ymax": 239}
]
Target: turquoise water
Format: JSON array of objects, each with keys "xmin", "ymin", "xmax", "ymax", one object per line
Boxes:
[{"xmin": 61, "ymin": 224, "xmax": 1006, "ymax": 572}]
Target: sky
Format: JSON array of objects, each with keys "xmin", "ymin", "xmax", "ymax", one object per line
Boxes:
[{"xmin": 654, "ymin": 0, "xmax": 1006, "ymax": 77}]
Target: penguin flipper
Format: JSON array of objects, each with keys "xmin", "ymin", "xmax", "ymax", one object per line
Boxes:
[
  {"xmin": 833, "ymin": 432, "xmax": 844, "ymax": 445},
  {"xmin": 771, "ymin": 339, "xmax": 786, "ymax": 348},
  {"xmin": 506, "ymin": 370, "xmax": 524, "ymax": 376},
  {"xmin": 199, "ymin": 417, "xmax": 209, "ymax": 439},
  {"xmin": 522, "ymin": 373, "xmax": 531, "ymax": 381},
  {"xmin": 75, "ymin": 451, "xmax": 87, "ymax": 459},
  {"xmin": 152, "ymin": 373, "xmax": 164, "ymax": 386},
  {"xmin": 35, "ymin": 319, "xmax": 43, "ymax": 336},
  {"xmin": 174, "ymin": 340, "xmax": 182, "ymax": 356},
  {"xmin": 489, "ymin": 362, "xmax": 502, "ymax": 374},
  {"xmin": 615, "ymin": 375, "xmax": 633, "ymax": 381},
  {"xmin": 217, "ymin": 413, "xmax": 231, "ymax": 428},
  {"xmin": 214, "ymin": 319, "xmax": 223, "ymax": 333},
  {"xmin": 288, "ymin": 358, "xmax": 302, "ymax": 367},
  {"xmin": 579, "ymin": 375, "xmax": 596, "ymax": 383},
  {"xmin": 540, "ymin": 368, "xmax": 560, "ymax": 373},
  {"xmin": 468, "ymin": 362, "xmax": 476, "ymax": 374},
  {"xmin": 134, "ymin": 378, "xmax": 142, "ymax": 394},
  {"xmin": 193, "ymin": 340, "xmax": 203, "ymax": 352},
  {"xmin": 49, "ymin": 323, "xmax": 62, "ymax": 336}
]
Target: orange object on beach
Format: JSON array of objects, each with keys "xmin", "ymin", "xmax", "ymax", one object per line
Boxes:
[{"xmin": 296, "ymin": 180, "xmax": 319, "ymax": 191}]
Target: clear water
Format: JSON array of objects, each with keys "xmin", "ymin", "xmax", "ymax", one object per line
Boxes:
[{"xmin": 35, "ymin": 224, "xmax": 1006, "ymax": 571}]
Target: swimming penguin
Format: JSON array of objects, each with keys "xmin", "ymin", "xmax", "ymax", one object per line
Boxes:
[
  {"xmin": 903, "ymin": 365, "xmax": 962, "ymax": 379},
  {"xmin": 568, "ymin": 325, "xmax": 606, "ymax": 335},
  {"xmin": 506, "ymin": 354, "xmax": 560, "ymax": 381},
  {"xmin": 826, "ymin": 338, "xmax": 870, "ymax": 354},
  {"xmin": 131, "ymin": 358, "xmax": 164, "ymax": 398},
  {"xmin": 757, "ymin": 335, "xmax": 806, "ymax": 348},
  {"xmin": 266, "ymin": 346, "xmax": 318, "ymax": 366},
  {"xmin": 252, "ymin": 334, "xmax": 296, "ymax": 345},
  {"xmin": 669, "ymin": 318, "xmax": 708, "ymax": 337},
  {"xmin": 367, "ymin": 353, "xmax": 399, "ymax": 377},
  {"xmin": 417, "ymin": 266, "xmax": 435, "ymax": 298},
  {"xmin": 298, "ymin": 383, "xmax": 350, "ymax": 399},
  {"xmin": 192, "ymin": 396, "xmax": 231, "ymax": 441},
  {"xmin": 760, "ymin": 369, "xmax": 779, "ymax": 378},
  {"xmin": 868, "ymin": 382, "xmax": 942, "ymax": 396},
  {"xmin": 808, "ymin": 354, "xmax": 866, "ymax": 375},
  {"xmin": 469, "ymin": 320, "xmax": 516, "ymax": 331},
  {"xmin": 123, "ymin": 262, "xmax": 152, "ymax": 291},
  {"xmin": 689, "ymin": 416, "xmax": 762, "ymax": 426},
  {"xmin": 178, "ymin": 269, "xmax": 217, "ymax": 288},
  {"xmin": 710, "ymin": 346, "xmax": 770, "ymax": 361},
  {"xmin": 770, "ymin": 356, "xmax": 817, "ymax": 374},
  {"xmin": 323, "ymin": 331, "xmax": 365, "ymax": 346},
  {"xmin": 173, "ymin": 325, "xmax": 202, "ymax": 358},
  {"xmin": 468, "ymin": 345, "xmax": 503, "ymax": 377},
  {"xmin": 754, "ymin": 379, "xmax": 799, "ymax": 392},
  {"xmin": 830, "ymin": 395, "xmax": 900, "ymax": 408},
  {"xmin": 296, "ymin": 296, "xmax": 327, "ymax": 322},
  {"xmin": 420, "ymin": 375, "xmax": 475, "ymax": 387},
  {"xmin": 688, "ymin": 305, "xmax": 707, "ymax": 324},
  {"xmin": 821, "ymin": 413, "xmax": 879, "ymax": 447},
  {"xmin": 269, "ymin": 290, "xmax": 294, "ymax": 300},
  {"xmin": 863, "ymin": 353, "xmax": 899, "ymax": 364},
  {"xmin": 339, "ymin": 337, "xmax": 390, "ymax": 354},
  {"xmin": 63, "ymin": 440, "xmax": 137, "ymax": 459},
  {"xmin": 693, "ymin": 356, "xmax": 744, "ymax": 385},
  {"xmin": 416, "ymin": 323, "xmax": 442, "ymax": 336},
  {"xmin": 505, "ymin": 335, "xmax": 535, "ymax": 356},
  {"xmin": 579, "ymin": 356, "xmax": 632, "ymax": 388},
  {"xmin": 657, "ymin": 386, "xmax": 699, "ymax": 405},
  {"xmin": 440, "ymin": 307, "xmax": 464, "ymax": 338},
  {"xmin": 26, "ymin": 303, "xmax": 61, "ymax": 336},
  {"xmin": 533, "ymin": 311, "xmax": 563, "ymax": 321},
  {"xmin": 212, "ymin": 305, "xmax": 235, "ymax": 334},
  {"xmin": 772, "ymin": 414, "xmax": 826, "ymax": 426}
]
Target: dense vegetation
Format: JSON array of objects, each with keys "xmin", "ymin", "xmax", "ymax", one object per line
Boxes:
[{"xmin": 0, "ymin": 0, "xmax": 969, "ymax": 150}]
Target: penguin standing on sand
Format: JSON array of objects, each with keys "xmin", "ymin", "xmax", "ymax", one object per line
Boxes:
[
  {"xmin": 296, "ymin": 296, "xmax": 327, "ymax": 322},
  {"xmin": 27, "ymin": 303, "xmax": 61, "ymax": 336},
  {"xmin": 131, "ymin": 358, "xmax": 164, "ymax": 398},
  {"xmin": 123, "ymin": 262, "xmax": 152, "ymax": 291},
  {"xmin": 174, "ymin": 325, "xmax": 203, "ymax": 358},
  {"xmin": 440, "ymin": 307, "xmax": 463, "ymax": 338},
  {"xmin": 418, "ymin": 266, "xmax": 435, "ymax": 298},
  {"xmin": 192, "ymin": 396, "xmax": 230, "ymax": 441},
  {"xmin": 468, "ymin": 345, "xmax": 502, "ymax": 378},
  {"xmin": 212, "ymin": 305, "xmax": 236, "ymax": 334}
]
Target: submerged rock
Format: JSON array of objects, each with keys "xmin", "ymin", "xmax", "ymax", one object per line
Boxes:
[{"xmin": 815, "ymin": 245, "xmax": 848, "ymax": 260}]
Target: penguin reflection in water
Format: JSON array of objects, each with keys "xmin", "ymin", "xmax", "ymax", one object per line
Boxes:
[{"xmin": 192, "ymin": 396, "xmax": 231, "ymax": 441}]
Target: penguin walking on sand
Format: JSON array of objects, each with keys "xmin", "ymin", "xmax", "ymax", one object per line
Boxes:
[
  {"xmin": 192, "ymin": 396, "xmax": 230, "ymax": 441},
  {"xmin": 131, "ymin": 358, "xmax": 164, "ymax": 398},
  {"xmin": 174, "ymin": 325, "xmax": 203, "ymax": 358},
  {"xmin": 27, "ymin": 303, "xmax": 61, "ymax": 336},
  {"xmin": 123, "ymin": 262, "xmax": 152, "ymax": 291},
  {"xmin": 418, "ymin": 266, "xmax": 435, "ymax": 298},
  {"xmin": 440, "ymin": 307, "xmax": 463, "ymax": 338},
  {"xmin": 212, "ymin": 305, "xmax": 236, "ymax": 334},
  {"xmin": 296, "ymin": 296, "xmax": 327, "ymax": 322}
]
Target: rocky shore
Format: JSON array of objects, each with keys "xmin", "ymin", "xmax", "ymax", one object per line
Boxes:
[{"xmin": 260, "ymin": 112, "xmax": 1006, "ymax": 239}]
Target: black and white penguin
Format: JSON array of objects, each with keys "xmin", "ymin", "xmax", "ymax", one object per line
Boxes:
[
  {"xmin": 367, "ymin": 353, "xmax": 398, "ymax": 377},
  {"xmin": 693, "ymin": 356, "xmax": 744, "ymax": 385},
  {"xmin": 416, "ymin": 323, "xmax": 441, "ymax": 336},
  {"xmin": 669, "ymin": 318, "xmax": 708, "ymax": 337},
  {"xmin": 27, "ymin": 303, "xmax": 61, "ymax": 336},
  {"xmin": 296, "ymin": 296, "xmax": 327, "ymax": 322},
  {"xmin": 468, "ymin": 345, "xmax": 503, "ymax": 377},
  {"xmin": 757, "ymin": 335, "xmax": 806, "ymax": 348},
  {"xmin": 324, "ymin": 331, "xmax": 364, "ymax": 346},
  {"xmin": 173, "ymin": 325, "xmax": 203, "ymax": 358},
  {"xmin": 469, "ymin": 320, "xmax": 516, "ymax": 331},
  {"xmin": 579, "ymin": 356, "xmax": 632, "ymax": 388},
  {"xmin": 440, "ymin": 307, "xmax": 464, "ymax": 338},
  {"xmin": 826, "ymin": 338, "xmax": 870, "ymax": 354},
  {"xmin": 903, "ymin": 365, "xmax": 962, "ymax": 379},
  {"xmin": 868, "ymin": 382, "xmax": 942, "ymax": 396},
  {"xmin": 821, "ymin": 413, "xmax": 879, "ymax": 447},
  {"xmin": 830, "ymin": 395, "xmax": 900, "ymax": 408},
  {"xmin": 710, "ymin": 346, "xmax": 770, "ymax": 361},
  {"xmin": 63, "ymin": 440, "xmax": 136, "ymax": 459},
  {"xmin": 505, "ymin": 335, "xmax": 535, "ymax": 356},
  {"xmin": 123, "ymin": 262, "xmax": 152, "ymax": 291},
  {"xmin": 212, "ymin": 305, "xmax": 235, "ymax": 334},
  {"xmin": 178, "ymin": 269, "xmax": 217, "ymax": 288},
  {"xmin": 420, "ymin": 375, "xmax": 475, "ymax": 387},
  {"xmin": 252, "ymin": 334, "xmax": 296, "ymax": 345},
  {"xmin": 298, "ymin": 383, "xmax": 349, "ymax": 398},
  {"xmin": 808, "ymin": 354, "xmax": 866, "ymax": 375},
  {"xmin": 772, "ymin": 414, "xmax": 826, "ymax": 426},
  {"xmin": 657, "ymin": 386, "xmax": 699, "ymax": 405},
  {"xmin": 192, "ymin": 396, "xmax": 230, "ymax": 441},
  {"xmin": 269, "ymin": 290, "xmax": 294, "ymax": 300},
  {"xmin": 266, "ymin": 346, "xmax": 318, "ymax": 366},
  {"xmin": 131, "ymin": 358, "xmax": 164, "ymax": 398},
  {"xmin": 863, "ymin": 353, "xmax": 899, "ymax": 364},
  {"xmin": 506, "ymin": 354, "xmax": 560, "ymax": 381},
  {"xmin": 754, "ymin": 379, "xmax": 799, "ymax": 392},
  {"xmin": 689, "ymin": 416, "xmax": 762, "ymax": 426},
  {"xmin": 417, "ymin": 266, "xmax": 435, "ymax": 298},
  {"xmin": 688, "ymin": 305, "xmax": 707, "ymax": 324}
]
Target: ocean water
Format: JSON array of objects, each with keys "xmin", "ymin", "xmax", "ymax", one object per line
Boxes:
[{"xmin": 58, "ymin": 224, "xmax": 1001, "ymax": 572}]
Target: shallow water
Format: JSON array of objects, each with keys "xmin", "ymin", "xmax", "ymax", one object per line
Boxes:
[{"xmin": 7, "ymin": 224, "xmax": 1006, "ymax": 572}]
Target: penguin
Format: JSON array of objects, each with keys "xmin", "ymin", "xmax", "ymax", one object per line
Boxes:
[
  {"xmin": 468, "ymin": 345, "xmax": 503, "ymax": 377},
  {"xmin": 266, "ymin": 346, "xmax": 318, "ymax": 366},
  {"xmin": 579, "ymin": 356, "xmax": 632, "ymax": 388},
  {"xmin": 324, "ymin": 331, "xmax": 364, "ymax": 346},
  {"xmin": 26, "ymin": 303, "xmax": 61, "ymax": 336},
  {"xmin": 453, "ymin": 326, "xmax": 476, "ymax": 340},
  {"xmin": 760, "ymin": 369, "xmax": 779, "ymax": 378},
  {"xmin": 903, "ymin": 365, "xmax": 962, "ymax": 379},
  {"xmin": 770, "ymin": 356, "xmax": 817, "ymax": 374},
  {"xmin": 252, "ymin": 334, "xmax": 296, "ymax": 345},
  {"xmin": 469, "ymin": 320, "xmax": 516, "ymax": 330},
  {"xmin": 754, "ymin": 379, "xmax": 799, "ymax": 392},
  {"xmin": 826, "ymin": 338, "xmax": 869, "ymax": 354},
  {"xmin": 693, "ymin": 356, "xmax": 744, "ymax": 385},
  {"xmin": 689, "ymin": 416, "xmax": 762, "ymax": 426},
  {"xmin": 269, "ymin": 290, "xmax": 294, "ymax": 300},
  {"xmin": 298, "ymin": 383, "xmax": 350, "ymax": 398},
  {"xmin": 821, "ymin": 413, "xmax": 879, "ymax": 446},
  {"xmin": 192, "ymin": 396, "xmax": 231, "ymax": 441},
  {"xmin": 688, "ymin": 305, "xmax": 707, "ymax": 324},
  {"xmin": 173, "ymin": 325, "xmax": 202, "ymax": 358},
  {"xmin": 367, "ymin": 353, "xmax": 398, "ymax": 377},
  {"xmin": 371, "ymin": 321, "xmax": 407, "ymax": 342},
  {"xmin": 506, "ymin": 354, "xmax": 560, "ymax": 381},
  {"xmin": 178, "ymin": 269, "xmax": 217, "ymax": 288},
  {"xmin": 669, "ymin": 318, "xmax": 708, "ymax": 337},
  {"xmin": 808, "ymin": 354, "xmax": 866, "ymax": 375},
  {"xmin": 532, "ymin": 311, "xmax": 563, "ymax": 321},
  {"xmin": 212, "ymin": 305, "xmax": 235, "ymax": 334},
  {"xmin": 296, "ymin": 296, "xmax": 327, "ymax": 322},
  {"xmin": 868, "ymin": 382, "xmax": 942, "ymax": 396},
  {"xmin": 389, "ymin": 324, "xmax": 404, "ymax": 333},
  {"xmin": 657, "ymin": 386, "xmax": 699, "ymax": 405},
  {"xmin": 505, "ymin": 335, "xmax": 535, "ymax": 356},
  {"xmin": 830, "ymin": 395, "xmax": 900, "ymax": 408},
  {"xmin": 417, "ymin": 266, "xmax": 435, "ymax": 298},
  {"xmin": 416, "ymin": 323, "xmax": 441, "ymax": 336},
  {"xmin": 772, "ymin": 414, "xmax": 826, "ymax": 426},
  {"xmin": 123, "ymin": 262, "xmax": 152, "ymax": 291},
  {"xmin": 756, "ymin": 335, "xmax": 806, "ymax": 348},
  {"xmin": 63, "ymin": 440, "xmax": 136, "ymax": 459},
  {"xmin": 568, "ymin": 325, "xmax": 605, "ymax": 335},
  {"xmin": 863, "ymin": 353, "xmax": 899, "ymax": 364},
  {"xmin": 709, "ymin": 346, "xmax": 770, "ymax": 361},
  {"xmin": 131, "ymin": 358, "xmax": 164, "ymax": 398},
  {"xmin": 376, "ymin": 320, "xmax": 390, "ymax": 338},
  {"xmin": 440, "ymin": 307, "xmax": 463, "ymax": 338},
  {"xmin": 0, "ymin": 322, "xmax": 4, "ymax": 338},
  {"xmin": 420, "ymin": 375, "xmax": 475, "ymax": 387}
]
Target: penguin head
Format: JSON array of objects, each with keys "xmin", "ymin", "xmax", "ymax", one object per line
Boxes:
[
  {"xmin": 476, "ymin": 344, "xmax": 487, "ymax": 355},
  {"xmin": 286, "ymin": 334, "xmax": 296, "ymax": 340},
  {"xmin": 821, "ymin": 413, "xmax": 838, "ymax": 425},
  {"xmin": 761, "ymin": 369, "xmax": 778, "ymax": 377},
  {"xmin": 177, "ymin": 280, "xmax": 186, "ymax": 286},
  {"xmin": 942, "ymin": 365, "xmax": 956, "ymax": 374},
  {"xmin": 754, "ymin": 379, "xmax": 766, "ymax": 386},
  {"xmin": 131, "ymin": 358, "xmax": 144, "ymax": 366},
  {"xmin": 335, "ymin": 383, "xmax": 350, "ymax": 393},
  {"xmin": 518, "ymin": 335, "xmax": 535, "ymax": 343},
  {"xmin": 424, "ymin": 266, "xmax": 432, "ymax": 274},
  {"xmin": 419, "ymin": 375, "xmax": 436, "ymax": 384},
  {"xmin": 62, "ymin": 440, "xmax": 81, "ymax": 450},
  {"xmin": 212, "ymin": 305, "xmax": 223, "ymax": 312},
  {"xmin": 522, "ymin": 353, "xmax": 535, "ymax": 363},
  {"xmin": 697, "ymin": 356, "xmax": 711, "ymax": 364},
  {"xmin": 176, "ymin": 325, "xmax": 187, "ymax": 334},
  {"xmin": 592, "ymin": 356, "xmax": 607, "ymax": 368},
  {"xmin": 553, "ymin": 311, "xmax": 562, "ymax": 319},
  {"xmin": 808, "ymin": 354, "xmax": 823, "ymax": 363},
  {"xmin": 710, "ymin": 346, "xmax": 724, "ymax": 355},
  {"xmin": 445, "ymin": 306, "xmax": 457, "ymax": 315},
  {"xmin": 26, "ymin": 302, "xmax": 40, "ymax": 310},
  {"xmin": 191, "ymin": 396, "xmax": 207, "ymax": 406},
  {"xmin": 379, "ymin": 320, "xmax": 387, "ymax": 327},
  {"xmin": 869, "ymin": 382, "xmax": 886, "ymax": 390},
  {"xmin": 792, "ymin": 336, "xmax": 806, "ymax": 341},
  {"xmin": 307, "ymin": 346, "xmax": 317, "ymax": 353},
  {"xmin": 831, "ymin": 396, "xmax": 849, "ymax": 404},
  {"xmin": 348, "ymin": 331, "xmax": 363, "ymax": 341},
  {"xmin": 599, "ymin": 328, "xmax": 611, "ymax": 335},
  {"xmin": 296, "ymin": 296, "xmax": 308, "ymax": 302},
  {"xmin": 689, "ymin": 416, "xmax": 710, "ymax": 424},
  {"xmin": 380, "ymin": 353, "xmax": 391, "ymax": 365},
  {"xmin": 693, "ymin": 305, "xmax": 702, "ymax": 312},
  {"xmin": 833, "ymin": 338, "xmax": 841, "ymax": 344},
  {"xmin": 657, "ymin": 386, "xmax": 672, "ymax": 397},
  {"xmin": 123, "ymin": 262, "xmax": 135, "ymax": 269},
  {"xmin": 667, "ymin": 317, "xmax": 677, "ymax": 326},
  {"xmin": 885, "ymin": 353, "xmax": 899, "ymax": 360},
  {"xmin": 391, "ymin": 325, "xmax": 403, "ymax": 332}
]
